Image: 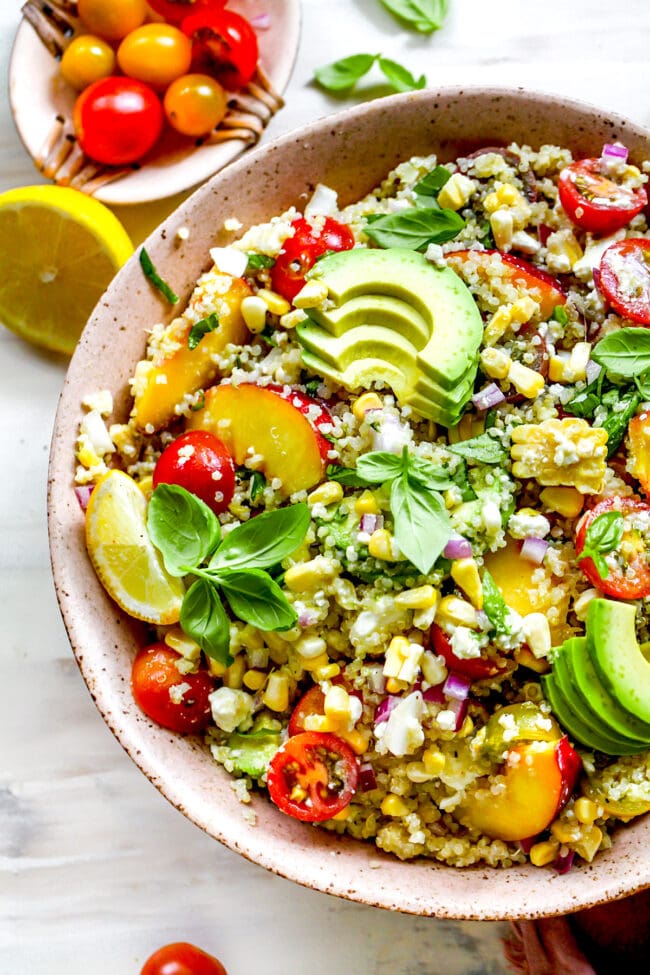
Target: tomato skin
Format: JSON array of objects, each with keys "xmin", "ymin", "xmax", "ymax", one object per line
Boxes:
[
  {"xmin": 153, "ymin": 430, "xmax": 235, "ymax": 514},
  {"xmin": 164, "ymin": 73, "xmax": 228, "ymax": 136},
  {"xmin": 575, "ymin": 496, "xmax": 650, "ymax": 599},
  {"xmin": 140, "ymin": 942, "xmax": 227, "ymax": 975},
  {"xmin": 271, "ymin": 218, "xmax": 355, "ymax": 302},
  {"xmin": 73, "ymin": 76, "xmax": 163, "ymax": 166},
  {"xmin": 60, "ymin": 35, "xmax": 116, "ymax": 91},
  {"xmin": 117, "ymin": 24, "xmax": 193, "ymax": 91},
  {"xmin": 147, "ymin": 0, "xmax": 227, "ymax": 26},
  {"xmin": 182, "ymin": 9, "xmax": 258, "ymax": 90},
  {"xmin": 429, "ymin": 623, "xmax": 504, "ymax": 681},
  {"xmin": 288, "ymin": 685, "xmax": 326, "ymax": 736},
  {"xmin": 558, "ymin": 158, "xmax": 648, "ymax": 236},
  {"xmin": 77, "ymin": 0, "xmax": 148, "ymax": 41},
  {"xmin": 267, "ymin": 731, "xmax": 359, "ymax": 822},
  {"xmin": 131, "ymin": 644, "xmax": 214, "ymax": 734},
  {"xmin": 598, "ymin": 238, "xmax": 650, "ymax": 325}
]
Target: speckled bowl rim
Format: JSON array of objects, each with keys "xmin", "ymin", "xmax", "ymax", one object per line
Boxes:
[{"xmin": 48, "ymin": 86, "xmax": 650, "ymax": 920}]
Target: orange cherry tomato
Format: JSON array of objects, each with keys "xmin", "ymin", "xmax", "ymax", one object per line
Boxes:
[
  {"xmin": 117, "ymin": 24, "xmax": 193, "ymax": 91},
  {"xmin": 77, "ymin": 0, "xmax": 148, "ymax": 42},
  {"xmin": 267, "ymin": 731, "xmax": 359, "ymax": 822},
  {"xmin": 131, "ymin": 644, "xmax": 214, "ymax": 734},
  {"xmin": 140, "ymin": 942, "xmax": 227, "ymax": 975},
  {"xmin": 60, "ymin": 35, "xmax": 116, "ymax": 91},
  {"xmin": 164, "ymin": 73, "xmax": 228, "ymax": 136},
  {"xmin": 73, "ymin": 76, "xmax": 164, "ymax": 165}
]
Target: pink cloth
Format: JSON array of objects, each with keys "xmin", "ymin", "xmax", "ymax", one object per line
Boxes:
[{"xmin": 504, "ymin": 918, "xmax": 597, "ymax": 975}]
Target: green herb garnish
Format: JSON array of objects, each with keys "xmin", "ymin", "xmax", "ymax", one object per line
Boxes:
[
  {"xmin": 592, "ymin": 327, "xmax": 650, "ymax": 378},
  {"xmin": 577, "ymin": 511, "xmax": 624, "ymax": 579},
  {"xmin": 363, "ymin": 207, "xmax": 465, "ymax": 250},
  {"xmin": 482, "ymin": 568, "xmax": 510, "ymax": 635},
  {"xmin": 246, "ymin": 253, "xmax": 275, "ymax": 270},
  {"xmin": 414, "ymin": 166, "xmax": 452, "ymax": 197},
  {"xmin": 139, "ymin": 246, "xmax": 179, "ymax": 304},
  {"xmin": 188, "ymin": 313, "xmax": 220, "ymax": 350},
  {"xmin": 551, "ymin": 305, "xmax": 569, "ymax": 325},
  {"xmin": 380, "ymin": 0, "xmax": 449, "ymax": 33},
  {"xmin": 314, "ymin": 52, "xmax": 426, "ymax": 93},
  {"xmin": 448, "ymin": 432, "xmax": 507, "ymax": 465}
]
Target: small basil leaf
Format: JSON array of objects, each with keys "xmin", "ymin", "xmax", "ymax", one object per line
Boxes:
[
  {"xmin": 314, "ymin": 53, "xmax": 378, "ymax": 91},
  {"xmin": 601, "ymin": 392, "xmax": 640, "ymax": 458},
  {"xmin": 579, "ymin": 511, "xmax": 624, "ymax": 567},
  {"xmin": 448, "ymin": 432, "xmax": 507, "ymax": 465},
  {"xmin": 249, "ymin": 470, "xmax": 267, "ymax": 503},
  {"xmin": 482, "ymin": 569, "xmax": 510, "ymax": 635},
  {"xmin": 389, "ymin": 475, "xmax": 451, "ymax": 574},
  {"xmin": 356, "ymin": 451, "xmax": 405, "ymax": 484},
  {"xmin": 414, "ymin": 165, "xmax": 452, "ymax": 197},
  {"xmin": 147, "ymin": 484, "xmax": 220, "ymax": 577},
  {"xmin": 564, "ymin": 385, "xmax": 601, "ymax": 419},
  {"xmin": 218, "ymin": 569, "xmax": 297, "ymax": 632},
  {"xmin": 377, "ymin": 57, "xmax": 426, "ymax": 93},
  {"xmin": 246, "ymin": 253, "xmax": 275, "ymax": 270},
  {"xmin": 363, "ymin": 207, "xmax": 465, "ymax": 250},
  {"xmin": 326, "ymin": 463, "xmax": 372, "ymax": 487},
  {"xmin": 188, "ymin": 313, "xmax": 220, "ymax": 350},
  {"xmin": 139, "ymin": 247, "xmax": 179, "ymax": 305},
  {"xmin": 180, "ymin": 578, "xmax": 232, "ymax": 665},
  {"xmin": 635, "ymin": 372, "xmax": 650, "ymax": 398},
  {"xmin": 405, "ymin": 454, "xmax": 456, "ymax": 491},
  {"xmin": 380, "ymin": 0, "xmax": 449, "ymax": 33},
  {"xmin": 551, "ymin": 305, "xmax": 569, "ymax": 325},
  {"xmin": 210, "ymin": 503, "xmax": 310, "ymax": 572},
  {"xmin": 592, "ymin": 327, "xmax": 650, "ymax": 378}
]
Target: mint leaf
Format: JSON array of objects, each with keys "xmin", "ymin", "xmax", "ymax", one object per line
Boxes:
[
  {"xmin": 210, "ymin": 503, "xmax": 310, "ymax": 572},
  {"xmin": 218, "ymin": 569, "xmax": 297, "ymax": 632},
  {"xmin": 188, "ymin": 313, "xmax": 220, "ymax": 350},
  {"xmin": 482, "ymin": 569, "xmax": 510, "ymax": 635},
  {"xmin": 180, "ymin": 578, "xmax": 231, "ymax": 664},
  {"xmin": 363, "ymin": 207, "xmax": 464, "ymax": 250},
  {"xmin": 380, "ymin": 0, "xmax": 449, "ymax": 33},
  {"xmin": 314, "ymin": 53, "xmax": 377, "ymax": 91},
  {"xmin": 147, "ymin": 484, "xmax": 220, "ymax": 577},
  {"xmin": 592, "ymin": 327, "xmax": 650, "ymax": 378},
  {"xmin": 578, "ymin": 511, "xmax": 624, "ymax": 579},
  {"xmin": 139, "ymin": 247, "xmax": 179, "ymax": 305},
  {"xmin": 414, "ymin": 165, "xmax": 452, "ymax": 197},
  {"xmin": 377, "ymin": 57, "xmax": 426, "ymax": 93},
  {"xmin": 448, "ymin": 432, "xmax": 507, "ymax": 465},
  {"xmin": 390, "ymin": 472, "xmax": 451, "ymax": 574}
]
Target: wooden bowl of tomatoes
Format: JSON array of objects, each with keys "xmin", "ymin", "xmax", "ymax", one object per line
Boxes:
[{"xmin": 10, "ymin": 0, "xmax": 300, "ymax": 204}]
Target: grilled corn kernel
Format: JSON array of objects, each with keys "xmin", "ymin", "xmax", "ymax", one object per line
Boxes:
[
  {"xmin": 436, "ymin": 595, "xmax": 479, "ymax": 629},
  {"xmin": 207, "ymin": 657, "xmax": 228, "ymax": 678},
  {"xmin": 354, "ymin": 490, "xmax": 380, "ymax": 516},
  {"xmin": 381, "ymin": 795, "xmax": 411, "ymax": 817},
  {"xmin": 292, "ymin": 280, "xmax": 328, "ymax": 308},
  {"xmin": 437, "ymin": 172, "xmax": 475, "ymax": 211},
  {"xmin": 550, "ymin": 821, "xmax": 581, "ymax": 845},
  {"xmin": 394, "ymin": 585, "xmax": 438, "ymax": 610},
  {"xmin": 340, "ymin": 728, "xmax": 370, "ymax": 755},
  {"xmin": 301, "ymin": 652, "xmax": 330, "ymax": 673},
  {"xmin": 284, "ymin": 556, "xmax": 338, "ymax": 592},
  {"xmin": 240, "ymin": 295, "xmax": 268, "ymax": 334},
  {"xmin": 243, "ymin": 669, "xmax": 266, "ymax": 691},
  {"xmin": 451, "ymin": 558, "xmax": 483, "ymax": 609},
  {"xmin": 256, "ymin": 287, "xmax": 291, "ymax": 316},
  {"xmin": 508, "ymin": 361, "xmax": 545, "ymax": 399},
  {"xmin": 353, "ymin": 392, "xmax": 383, "ymax": 422},
  {"xmin": 573, "ymin": 588, "xmax": 599, "ymax": 622},
  {"xmin": 422, "ymin": 748, "xmax": 446, "ymax": 775},
  {"xmin": 575, "ymin": 825, "xmax": 603, "ymax": 862},
  {"xmin": 521, "ymin": 613, "xmax": 552, "ymax": 659},
  {"xmin": 530, "ymin": 839, "xmax": 560, "ymax": 867},
  {"xmin": 262, "ymin": 672, "xmax": 290, "ymax": 712},
  {"xmin": 574, "ymin": 797, "xmax": 601, "ymax": 826},
  {"xmin": 313, "ymin": 662, "xmax": 341, "ymax": 681},
  {"xmin": 490, "ymin": 209, "xmax": 514, "ymax": 250},
  {"xmin": 307, "ymin": 481, "xmax": 344, "ymax": 507},
  {"xmin": 224, "ymin": 656, "xmax": 246, "ymax": 689},
  {"xmin": 511, "ymin": 418, "xmax": 608, "ymax": 494},
  {"xmin": 368, "ymin": 528, "xmax": 400, "ymax": 561},
  {"xmin": 480, "ymin": 347, "xmax": 512, "ymax": 379},
  {"xmin": 539, "ymin": 486, "xmax": 584, "ymax": 518}
]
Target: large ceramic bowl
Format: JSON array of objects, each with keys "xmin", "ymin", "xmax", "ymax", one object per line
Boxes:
[{"xmin": 48, "ymin": 87, "xmax": 650, "ymax": 920}]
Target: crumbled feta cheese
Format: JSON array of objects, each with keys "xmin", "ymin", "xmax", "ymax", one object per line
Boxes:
[
  {"xmin": 375, "ymin": 692, "xmax": 424, "ymax": 757},
  {"xmin": 209, "ymin": 687, "xmax": 254, "ymax": 733}
]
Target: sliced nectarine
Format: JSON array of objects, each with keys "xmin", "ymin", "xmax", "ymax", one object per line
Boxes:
[
  {"xmin": 187, "ymin": 383, "xmax": 330, "ymax": 495},
  {"xmin": 627, "ymin": 411, "xmax": 650, "ymax": 496},
  {"xmin": 132, "ymin": 272, "xmax": 251, "ymax": 432}
]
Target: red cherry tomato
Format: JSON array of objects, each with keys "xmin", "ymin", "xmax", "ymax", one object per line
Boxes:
[
  {"xmin": 182, "ymin": 9, "xmax": 258, "ymax": 90},
  {"xmin": 267, "ymin": 731, "xmax": 359, "ymax": 822},
  {"xmin": 153, "ymin": 430, "xmax": 235, "ymax": 514},
  {"xmin": 288, "ymin": 685, "xmax": 326, "ymax": 736},
  {"xmin": 558, "ymin": 158, "xmax": 648, "ymax": 236},
  {"xmin": 131, "ymin": 644, "xmax": 214, "ymax": 734},
  {"xmin": 575, "ymin": 496, "xmax": 650, "ymax": 599},
  {"xmin": 429, "ymin": 623, "xmax": 505, "ymax": 681},
  {"xmin": 140, "ymin": 941, "xmax": 227, "ymax": 975},
  {"xmin": 73, "ymin": 76, "xmax": 163, "ymax": 165},
  {"xmin": 598, "ymin": 238, "xmax": 650, "ymax": 325},
  {"xmin": 147, "ymin": 0, "xmax": 227, "ymax": 26},
  {"xmin": 271, "ymin": 218, "xmax": 355, "ymax": 302}
]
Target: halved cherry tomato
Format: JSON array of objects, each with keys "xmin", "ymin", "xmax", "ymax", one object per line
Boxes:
[
  {"xmin": 141, "ymin": 942, "xmax": 227, "ymax": 975},
  {"xmin": 575, "ymin": 496, "xmax": 650, "ymax": 599},
  {"xmin": 271, "ymin": 218, "xmax": 355, "ymax": 302},
  {"xmin": 446, "ymin": 250, "xmax": 566, "ymax": 321},
  {"xmin": 182, "ymin": 9, "xmax": 258, "ymax": 90},
  {"xmin": 77, "ymin": 0, "xmax": 148, "ymax": 41},
  {"xmin": 627, "ymin": 411, "xmax": 650, "ymax": 495},
  {"xmin": 598, "ymin": 238, "xmax": 650, "ymax": 325},
  {"xmin": 429, "ymin": 622, "xmax": 504, "ymax": 681},
  {"xmin": 164, "ymin": 73, "xmax": 228, "ymax": 136},
  {"xmin": 147, "ymin": 0, "xmax": 227, "ymax": 26},
  {"xmin": 267, "ymin": 731, "xmax": 359, "ymax": 822},
  {"xmin": 288, "ymin": 685, "xmax": 326, "ymax": 736},
  {"xmin": 153, "ymin": 430, "xmax": 235, "ymax": 514},
  {"xmin": 131, "ymin": 644, "xmax": 214, "ymax": 734},
  {"xmin": 558, "ymin": 158, "xmax": 648, "ymax": 236},
  {"xmin": 73, "ymin": 76, "xmax": 163, "ymax": 165},
  {"xmin": 117, "ymin": 24, "xmax": 193, "ymax": 91}
]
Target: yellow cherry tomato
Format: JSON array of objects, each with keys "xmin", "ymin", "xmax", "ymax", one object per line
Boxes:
[
  {"xmin": 117, "ymin": 24, "xmax": 193, "ymax": 91},
  {"xmin": 76, "ymin": 0, "xmax": 148, "ymax": 42},
  {"xmin": 163, "ymin": 73, "xmax": 228, "ymax": 137},
  {"xmin": 60, "ymin": 35, "xmax": 116, "ymax": 91}
]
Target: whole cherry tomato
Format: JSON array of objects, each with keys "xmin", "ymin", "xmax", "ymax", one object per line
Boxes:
[
  {"xmin": 153, "ymin": 430, "xmax": 235, "ymax": 514},
  {"xmin": 73, "ymin": 76, "xmax": 163, "ymax": 165},
  {"xmin": 117, "ymin": 24, "xmax": 193, "ymax": 91},
  {"xmin": 131, "ymin": 644, "xmax": 214, "ymax": 733},
  {"xmin": 182, "ymin": 9, "xmax": 259, "ymax": 90},
  {"xmin": 77, "ymin": 0, "xmax": 147, "ymax": 41},
  {"xmin": 429, "ymin": 622, "xmax": 505, "ymax": 681},
  {"xmin": 598, "ymin": 238, "xmax": 650, "ymax": 325},
  {"xmin": 141, "ymin": 941, "xmax": 227, "ymax": 975},
  {"xmin": 558, "ymin": 158, "xmax": 648, "ymax": 236},
  {"xmin": 146, "ymin": 0, "xmax": 227, "ymax": 26},
  {"xmin": 164, "ymin": 73, "xmax": 228, "ymax": 136},
  {"xmin": 271, "ymin": 218, "xmax": 355, "ymax": 302},
  {"xmin": 575, "ymin": 496, "xmax": 650, "ymax": 599},
  {"xmin": 287, "ymin": 685, "xmax": 326, "ymax": 736},
  {"xmin": 267, "ymin": 731, "xmax": 359, "ymax": 822},
  {"xmin": 60, "ymin": 34, "xmax": 116, "ymax": 91}
]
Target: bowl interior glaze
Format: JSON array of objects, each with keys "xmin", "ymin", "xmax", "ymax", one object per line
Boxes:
[{"xmin": 48, "ymin": 88, "xmax": 650, "ymax": 920}]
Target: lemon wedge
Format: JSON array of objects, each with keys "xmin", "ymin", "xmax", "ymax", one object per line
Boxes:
[
  {"xmin": 86, "ymin": 470, "xmax": 184, "ymax": 625},
  {"xmin": 0, "ymin": 185, "xmax": 133, "ymax": 354}
]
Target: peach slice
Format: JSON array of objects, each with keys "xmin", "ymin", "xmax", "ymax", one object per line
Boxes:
[
  {"xmin": 456, "ymin": 737, "xmax": 581, "ymax": 842},
  {"xmin": 132, "ymin": 272, "xmax": 251, "ymax": 432},
  {"xmin": 187, "ymin": 383, "xmax": 331, "ymax": 495}
]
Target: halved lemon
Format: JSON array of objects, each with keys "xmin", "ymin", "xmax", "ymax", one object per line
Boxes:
[
  {"xmin": 85, "ymin": 469, "xmax": 184, "ymax": 625},
  {"xmin": 0, "ymin": 185, "xmax": 133, "ymax": 354}
]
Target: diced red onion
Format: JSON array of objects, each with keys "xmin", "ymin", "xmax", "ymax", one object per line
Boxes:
[
  {"xmin": 360, "ymin": 513, "xmax": 384, "ymax": 534},
  {"xmin": 443, "ymin": 671, "xmax": 472, "ymax": 701},
  {"xmin": 445, "ymin": 696, "xmax": 469, "ymax": 731},
  {"xmin": 443, "ymin": 533, "xmax": 473, "ymax": 560},
  {"xmin": 422, "ymin": 684, "xmax": 446, "ymax": 704},
  {"xmin": 586, "ymin": 359, "xmax": 602, "ymax": 385},
  {"xmin": 250, "ymin": 12, "xmax": 271, "ymax": 29},
  {"xmin": 538, "ymin": 224, "xmax": 553, "ymax": 246},
  {"xmin": 74, "ymin": 485, "xmax": 94, "ymax": 511},
  {"xmin": 358, "ymin": 762, "xmax": 377, "ymax": 792},
  {"xmin": 592, "ymin": 265, "xmax": 602, "ymax": 293},
  {"xmin": 553, "ymin": 848, "xmax": 575, "ymax": 875},
  {"xmin": 520, "ymin": 536, "xmax": 548, "ymax": 565},
  {"xmin": 601, "ymin": 142, "xmax": 628, "ymax": 164},
  {"xmin": 374, "ymin": 695, "xmax": 400, "ymax": 726},
  {"xmin": 472, "ymin": 382, "xmax": 505, "ymax": 411}
]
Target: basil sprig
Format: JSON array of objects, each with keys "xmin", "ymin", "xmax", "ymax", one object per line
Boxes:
[
  {"xmin": 314, "ymin": 53, "xmax": 426, "ymax": 93},
  {"xmin": 380, "ymin": 0, "xmax": 449, "ymax": 33},
  {"xmin": 364, "ymin": 208, "xmax": 465, "ymax": 250},
  {"xmin": 147, "ymin": 485, "xmax": 310, "ymax": 664},
  {"xmin": 577, "ymin": 511, "xmax": 624, "ymax": 580},
  {"xmin": 139, "ymin": 247, "xmax": 179, "ymax": 305},
  {"xmin": 188, "ymin": 313, "xmax": 220, "ymax": 350}
]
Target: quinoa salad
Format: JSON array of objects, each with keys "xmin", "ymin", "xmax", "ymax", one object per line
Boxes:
[{"xmin": 76, "ymin": 140, "xmax": 650, "ymax": 872}]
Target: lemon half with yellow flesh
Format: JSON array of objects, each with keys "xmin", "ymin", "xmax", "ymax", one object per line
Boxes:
[
  {"xmin": 85, "ymin": 470, "xmax": 184, "ymax": 625},
  {"xmin": 0, "ymin": 185, "xmax": 133, "ymax": 354}
]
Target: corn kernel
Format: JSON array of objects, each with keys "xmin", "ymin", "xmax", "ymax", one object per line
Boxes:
[
  {"xmin": 256, "ymin": 287, "xmax": 291, "ymax": 316},
  {"xmin": 540, "ymin": 486, "xmax": 584, "ymax": 518},
  {"xmin": 480, "ymin": 346, "xmax": 512, "ymax": 379},
  {"xmin": 279, "ymin": 309, "xmax": 308, "ymax": 329},
  {"xmin": 483, "ymin": 191, "xmax": 500, "ymax": 213},
  {"xmin": 243, "ymin": 669, "xmax": 266, "ymax": 691},
  {"xmin": 240, "ymin": 295, "xmax": 268, "ymax": 334},
  {"xmin": 224, "ymin": 655, "xmax": 246, "ymax": 689},
  {"xmin": 381, "ymin": 795, "xmax": 411, "ymax": 817},
  {"xmin": 339, "ymin": 728, "xmax": 370, "ymax": 755},
  {"xmin": 575, "ymin": 825, "xmax": 603, "ymax": 862},
  {"xmin": 422, "ymin": 748, "xmax": 446, "ymax": 775},
  {"xmin": 368, "ymin": 528, "xmax": 399, "ymax": 561},
  {"xmin": 262, "ymin": 672, "xmax": 290, "ymax": 712},
  {"xmin": 295, "ymin": 635, "xmax": 328, "ymax": 660},
  {"xmin": 530, "ymin": 839, "xmax": 560, "ymax": 867},
  {"xmin": 303, "ymin": 713, "xmax": 333, "ymax": 732},
  {"xmin": 384, "ymin": 636, "xmax": 410, "ymax": 678},
  {"xmin": 451, "ymin": 558, "xmax": 483, "ymax": 609},
  {"xmin": 546, "ymin": 229, "xmax": 583, "ymax": 273},
  {"xmin": 514, "ymin": 646, "xmax": 551, "ymax": 673},
  {"xmin": 497, "ymin": 183, "xmax": 520, "ymax": 206},
  {"xmin": 301, "ymin": 651, "xmax": 330, "ymax": 673},
  {"xmin": 353, "ymin": 392, "xmax": 383, "ymax": 422},
  {"xmin": 324, "ymin": 685, "xmax": 352, "ymax": 720},
  {"xmin": 511, "ymin": 296, "xmax": 538, "ymax": 324},
  {"xmin": 284, "ymin": 556, "xmax": 338, "ymax": 592},
  {"xmin": 331, "ymin": 805, "xmax": 351, "ymax": 821},
  {"xmin": 292, "ymin": 280, "xmax": 328, "ymax": 308},
  {"xmin": 551, "ymin": 821, "xmax": 581, "ymax": 845},
  {"xmin": 483, "ymin": 306, "xmax": 513, "ymax": 346},
  {"xmin": 405, "ymin": 761, "xmax": 434, "ymax": 783},
  {"xmin": 490, "ymin": 209, "xmax": 514, "ymax": 250},
  {"xmin": 354, "ymin": 490, "xmax": 380, "ymax": 516},
  {"xmin": 457, "ymin": 716, "xmax": 474, "ymax": 738},
  {"xmin": 164, "ymin": 628, "xmax": 201, "ymax": 662},
  {"xmin": 385, "ymin": 677, "xmax": 405, "ymax": 694},
  {"xmin": 521, "ymin": 613, "xmax": 552, "ymax": 659},
  {"xmin": 437, "ymin": 172, "xmax": 475, "ymax": 211},
  {"xmin": 436, "ymin": 595, "xmax": 479, "ymax": 629},
  {"xmin": 508, "ymin": 361, "xmax": 545, "ymax": 399},
  {"xmin": 313, "ymin": 662, "xmax": 341, "ymax": 681},
  {"xmin": 394, "ymin": 585, "xmax": 439, "ymax": 611},
  {"xmin": 512, "ymin": 418, "xmax": 608, "ymax": 494},
  {"xmin": 573, "ymin": 588, "xmax": 599, "ymax": 622},
  {"xmin": 307, "ymin": 481, "xmax": 344, "ymax": 507},
  {"xmin": 574, "ymin": 797, "xmax": 600, "ymax": 826},
  {"xmin": 207, "ymin": 657, "xmax": 228, "ymax": 677}
]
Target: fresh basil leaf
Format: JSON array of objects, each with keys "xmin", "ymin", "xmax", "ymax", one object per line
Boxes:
[
  {"xmin": 635, "ymin": 372, "xmax": 650, "ymax": 399},
  {"xmin": 377, "ymin": 56, "xmax": 426, "ymax": 93},
  {"xmin": 147, "ymin": 484, "xmax": 220, "ymax": 577},
  {"xmin": 188, "ymin": 312, "xmax": 220, "ymax": 350},
  {"xmin": 405, "ymin": 454, "xmax": 456, "ymax": 491},
  {"xmin": 314, "ymin": 53, "xmax": 377, "ymax": 91},
  {"xmin": 139, "ymin": 247, "xmax": 179, "ymax": 305},
  {"xmin": 482, "ymin": 569, "xmax": 510, "ymax": 635},
  {"xmin": 363, "ymin": 207, "xmax": 465, "ymax": 250},
  {"xmin": 210, "ymin": 503, "xmax": 310, "ymax": 572},
  {"xmin": 250, "ymin": 471, "xmax": 267, "ymax": 503},
  {"xmin": 356, "ymin": 451, "xmax": 405, "ymax": 484},
  {"xmin": 564, "ymin": 385, "xmax": 601, "ymax": 419},
  {"xmin": 579, "ymin": 511, "xmax": 624, "ymax": 577},
  {"xmin": 303, "ymin": 377, "xmax": 321, "ymax": 397},
  {"xmin": 414, "ymin": 165, "xmax": 452, "ymax": 197},
  {"xmin": 246, "ymin": 253, "xmax": 275, "ymax": 270},
  {"xmin": 218, "ymin": 568, "xmax": 297, "ymax": 632},
  {"xmin": 551, "ymin": 305, "xmax": 569, "ymax": 326},
  {"xmin": 451, "ymin": 460, "xmax": 477, "ymax": 501},
  {"xmin": 180, "ymin": 578, "xmax": 232, "ymax": 664},
  {"xmin": 448, "ymin": 432, "xmax": 507, "ymax": 465},
  {"xmin": 601, "ymin": 391, "xmax": 640, "ymax": 458},
  {"xmin": 389, "ymin": 474, "xmax": 451, "ymax": 574},
  {"xmin": 380, "ymin": 0, "xmax": 449, "ymax": 33},
  {"xmin": 325, "ymin": 463, "xmax": 371, "ymax": 487},
  {"xmin": 592, "ymin": 327, "xmax": 650, "ymax": 378}
]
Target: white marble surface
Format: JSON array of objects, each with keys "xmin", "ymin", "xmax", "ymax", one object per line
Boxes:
[{"xmin": 1, "ymin": 1, "xmax": 649, "ymax": 972}]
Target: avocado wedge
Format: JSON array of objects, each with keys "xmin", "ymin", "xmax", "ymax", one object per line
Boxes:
[{"xmin": 587, "ymin": 599, "xmax": 650, "ymax": 726}]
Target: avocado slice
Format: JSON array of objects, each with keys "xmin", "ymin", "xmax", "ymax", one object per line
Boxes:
[
  {"xmin": 587, "ymin": 598, "xmax": 650, "ymax": 726},
  {"xmin": 222, "ymin": 728, "xmax": 281, "ymax": 779}
]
